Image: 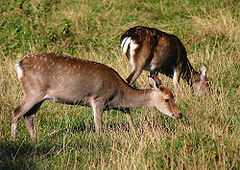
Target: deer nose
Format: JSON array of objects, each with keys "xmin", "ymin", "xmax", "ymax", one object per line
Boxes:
[{"xmin": 178, "ymin": 113, "xmax": 182, "ymax": 119}]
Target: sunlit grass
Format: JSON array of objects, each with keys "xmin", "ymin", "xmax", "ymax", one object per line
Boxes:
[{"xmin": 0, "ymin": 0, "xmax": 239, "ymax": 169}]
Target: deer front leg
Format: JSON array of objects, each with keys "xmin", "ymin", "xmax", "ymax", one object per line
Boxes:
[
  {"xmin": 92, "ymin": 101, "xmax": 104, "ymax": 134},
  {"xmin": 121, "ymin": 108, "xmax": 135, "ymax": 132}
]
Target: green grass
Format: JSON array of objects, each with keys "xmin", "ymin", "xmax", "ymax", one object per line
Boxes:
[{"xmin": 0, "ymin": 0, "xmax": 240, "ymax": 169}]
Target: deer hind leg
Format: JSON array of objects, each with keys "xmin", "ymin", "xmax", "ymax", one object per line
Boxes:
[
  {"xmin": 126, "ymin": 53, "xmax": 145, "ymax": 87},
  {"xmin": 126, "ymin": 65, "xmax": 145, "ymax": 87},
  {"xmin": 24, "ymin": 101, "xmax": 43, "ymax": 140},
  {"xmin": 173, "ymin": 64, "xmax": 182, "ymax": 89},
  {"xmin": 12, "ymin": 95, "xmax": 44, "ymax": 139},
  {"xmin": 173, "ymin": 68, "xmax": 180, "ymax": 89},
  {"xmin": 126, "ymin": 52, "xmax": 152, "ymax": 87}
]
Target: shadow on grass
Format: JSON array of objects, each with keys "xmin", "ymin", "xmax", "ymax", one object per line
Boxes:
[{"xmin": 0, "ymin": 140, "xmax": 52, "ymax": 169}]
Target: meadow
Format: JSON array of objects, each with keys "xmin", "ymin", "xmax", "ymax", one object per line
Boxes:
[{"xmin": 0, "ymin": 0, "xmax": 239, "ymax": 169}]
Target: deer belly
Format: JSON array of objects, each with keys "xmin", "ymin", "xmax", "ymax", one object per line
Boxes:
[{"xmin": 45, "ymin": 96, "xmax": 90, "ymax": 106}]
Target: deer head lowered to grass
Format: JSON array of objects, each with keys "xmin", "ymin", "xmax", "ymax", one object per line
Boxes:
[
  {"xmin": 120, "ymin": 26, "xmax": 210, "ymax": 96},
  {"xmin": 12, "ymin": 52, "xmax": 182, "ymax": 140}
]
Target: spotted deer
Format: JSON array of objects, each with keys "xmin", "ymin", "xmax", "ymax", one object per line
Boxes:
[
  {"xmin": 120, "ymin": 26, "xmax": 210, "ymax": 96},
  {"xmin": 12, "ymin": 52, "xmax": 182, "ymax": 139}
]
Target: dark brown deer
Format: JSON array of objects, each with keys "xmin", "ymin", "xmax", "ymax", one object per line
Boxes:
[
  {"xmin": 12, "ymin": 52, "xmax": 182, "ymax": 139},
  {"xmin": 120, "ymin": 26, "xmax": 210, "ymax": 96}
]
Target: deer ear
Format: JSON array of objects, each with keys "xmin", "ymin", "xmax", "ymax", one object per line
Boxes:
[
  {"xmin": 148, "ymin": 76, "xmax": 162, "ymax": 90},
  {"xmin": 200, "ymin": 65, "xmax": 207, "ymax": 79}
]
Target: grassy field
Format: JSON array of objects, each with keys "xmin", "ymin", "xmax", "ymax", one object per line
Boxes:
[{"xmin": 0, "ymin": 0, "xmax": 239, "ymax": 169}]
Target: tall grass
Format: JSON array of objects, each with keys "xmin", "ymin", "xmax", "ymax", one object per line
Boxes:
[{"xmin": 0, "ymin": 0, "xmax": 239, "ymax": 169}]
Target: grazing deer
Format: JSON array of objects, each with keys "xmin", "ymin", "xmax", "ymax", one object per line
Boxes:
[
  {"xmin": 12, "ymin": 52, "xmax": 182, "ymax": 139},
  {"xmin": 120, "ymin": 26, "xmax": 210, "ymax": 96}
]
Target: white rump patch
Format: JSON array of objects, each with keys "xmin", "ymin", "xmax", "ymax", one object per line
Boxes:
[
  {"xmin": 121, "ymin": 37, "xmax": 139, "ymax": 57},
  {"xmin": 15, "ymin": 63, "xmax": 23, "ymax": 79},
  {"xmin": 129, "ymin": 40, "xmax": 139, "ymax": 57},
  {"xmin": 121, "ymin": 37, "xmax": 131, "ymax": 54}
]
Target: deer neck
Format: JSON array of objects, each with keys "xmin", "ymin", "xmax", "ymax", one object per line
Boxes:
[
  {"xmin": 112, "ymin": 85, "xmax": 154, "ymax": 109},
  {"xmin": 181, "ymin": 60, "xmax": 199, "ymax": 87}
]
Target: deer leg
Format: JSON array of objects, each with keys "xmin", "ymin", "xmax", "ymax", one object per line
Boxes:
[
  {"xmin": 126, "ymin": 66, "xmax": 145, "ymax": 87},
  {"xmin": 173, "ymin": 67, "xmax": 181, "ymax": 89},
  {"xmin": 121, "ymin": 108, "xmax": 135, "ymax": 131},
  {"xmin": 126, "ymin": 42, "xmax": 152, "ymax": 87},
  {"xmin": 24, "ymin": 114, "xmax": 36, "ymax": 139},
  {"xmin": 150, "ymin": 71, "xmax": 158, "ymax": 77},
  {"xmin": 92, "ymin": 101, "xmax": 104, "ymax": 134},
  {"xmin": 24, "ymin": 101, "xmax": 43, "ymax": 140},
  {"xmin": 12, "ymin": 95, "xmax": 44, "ymax": 139}
]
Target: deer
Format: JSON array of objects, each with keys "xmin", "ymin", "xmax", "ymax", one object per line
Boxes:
[
  {"xmin": 120, "ymin": 26, "xmax": 210, "ymax": 96},
  {"xmin": 12, "ymin": 52, "xmax": 182, "ymax": 140}
]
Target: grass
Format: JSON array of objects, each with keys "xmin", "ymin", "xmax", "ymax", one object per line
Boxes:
[{"xmin": 0, "ymin": 0, "xmax": 240, "ymax": 169}]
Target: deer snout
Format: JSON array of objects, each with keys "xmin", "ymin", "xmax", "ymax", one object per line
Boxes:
[
  {"xmin": 177, "ymin": 113, "xmax": 183, "ymax": 119},
  {"xmin": 172, "ymin": 110, "xmax": 182, "ymax": 119}
]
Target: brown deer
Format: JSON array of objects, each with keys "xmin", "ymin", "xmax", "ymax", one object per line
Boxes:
[
  {"xmin": 120, "ymin": 26, "xmax": 210, "ymax": 96},
  {"xmin": 12, "ymin": 52, "xmax": 182, "ymax": 139}
]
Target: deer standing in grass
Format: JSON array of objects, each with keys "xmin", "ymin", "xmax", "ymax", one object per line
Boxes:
[
  {"xmin": 12, "ymin": 52, "xmax": 182, "ymax": 140},
  {"xmin": 120, "ymin": 26, "xmax": 210, "ymax": 96}
]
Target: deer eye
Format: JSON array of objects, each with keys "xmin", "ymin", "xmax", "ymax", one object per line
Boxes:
[{"xmin": 165, "ymin": 99, "xmax": 169, "ymax": 103}]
